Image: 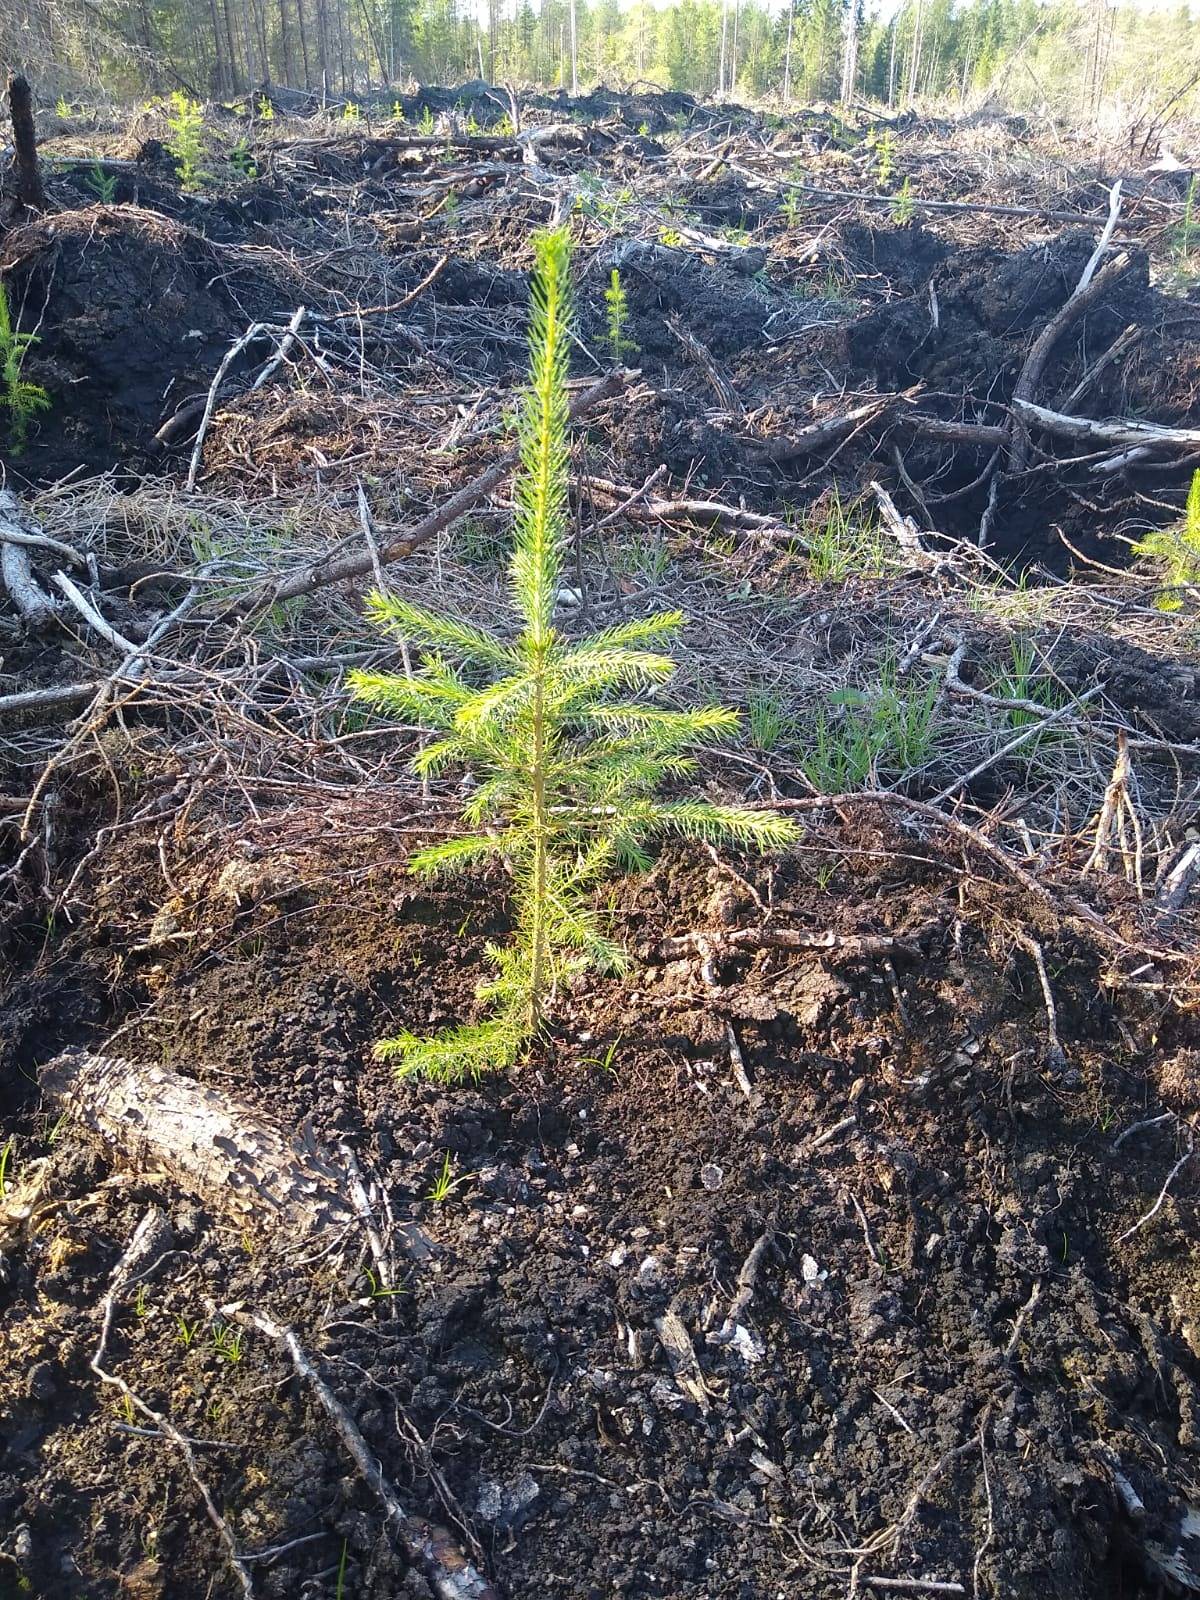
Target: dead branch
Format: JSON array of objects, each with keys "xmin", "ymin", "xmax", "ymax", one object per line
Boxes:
[
  {"xmin": 1155, "ymin": 842, "xmax": 1200, "ymax": 918},
  {"xmin": 326, "ymin": 252, "xmax": 449, "ymax": 320},
  {"xmin": 1009, "ymin": 251, "xmax": 1131, "ymax": 471},
  {"xmin": 710, "ymin": 1228, "xmax": 774, "ymax": 1344},
  {"xmin": 225, "ymin": 1307, "xmax": 500, "ymax": 1600},
  {"xmin": 93, "ymin": 1209, "xmax": 254, "ymax": 1598},
  {"xmin": 1011, "ymin": 398, "xmax": 1200, "ymax": 455},
  {"xmin": 658, "ymin": 924, "xmax": 921, "ymax": 963},
  {"xmin": 1115, "ymin": 1126, "xmax": 1195, "ymax": 1244},
  {"xmin": 51, "ymin": 570, "xmax": 140, "ymax": 654},
  {"xmin": 742, "ymin": 397, "xmax": 891, "ymax": 464},
  {"xmin": 186, "ymin": 306, "xmax": 307, "ymax": 491},
  {"xmin": 582, "ymin": 474, "xmax": 791, "ymax": 536}
]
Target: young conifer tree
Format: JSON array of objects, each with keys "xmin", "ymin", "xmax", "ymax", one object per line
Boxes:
[{"xmin": 351, "ymin": 226, "xmax": 797, "ymax": 1083}]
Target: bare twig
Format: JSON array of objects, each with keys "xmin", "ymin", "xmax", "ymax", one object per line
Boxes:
[
  {"xmin": 1115, "ymin": 1127, "xmax": 1195, "ymax": 1244},
  {"xmin": 93, "ymin": 1211, "xmax": 254, "ymax": 1598},
  {"xmin": 226, "ymin": 1307, "xmax": 500, "ymax": 1600}
]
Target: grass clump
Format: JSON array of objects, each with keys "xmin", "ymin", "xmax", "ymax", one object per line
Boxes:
[
  {"xmin": 1134, "ymin": 469, "xmax": 1200, "ymax": 611},
  {"xmin": 747, "ymin": 688, "xmax": 794, "ymax": 751},
  {"xmin": 802, "ymin": 665, "xmax": 940, "ymax": 792},
  {"xmin": 804, "ymin": 492, "xmax": 888, "ymax": 581},
  {"xmin": 0, "ymin": 283, "xmax": 50, "ymax": 453},
  {"xmin": 351, "ymin": 226, "xmax": 797, "ymax": 1083}
]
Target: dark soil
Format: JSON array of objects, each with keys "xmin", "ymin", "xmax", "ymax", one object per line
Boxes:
[{"xmin": 3, "ymin": 800, "xmax": 1200, "ymax": 1600}]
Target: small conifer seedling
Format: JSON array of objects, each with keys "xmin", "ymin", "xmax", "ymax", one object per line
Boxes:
[
  {"xmin": 0, "ymin": 283, "xmax": 50, "ymax": 453},
  {"xmin": 351, "ymin": 227, "xmax": 797, "ymax": 1082},
  {"xmin": 165, "ymin": 92, "xmax": 207, "ymax": 189},
  {"xmin": 892, "ymin": 176, "xmax": 915, "ymax": 225},
  {"xmin": 1134, "ymin": 467, "xmax": 1200, "ymax": 610},
  {"xmin": 603, "ymin": 268, "xmax": 637, "ymax": 361}
]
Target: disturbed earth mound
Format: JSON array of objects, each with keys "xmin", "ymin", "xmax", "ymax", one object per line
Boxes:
[{"xmin": 0, "ymin": 205, "xmax": 282, "ymax": 479}]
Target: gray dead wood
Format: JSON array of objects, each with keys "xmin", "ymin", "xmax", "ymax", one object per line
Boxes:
[
  {"xmin": 40, "ymin": 1049, "xmax": 430, "ymax": 1252},
  {"xmin": 0, "ymin": 491, "xmax": 57, "ymax": 630},
  {"xmin": 1011, "ymin": 398, "xmax": 1200, "ymax": 454}
]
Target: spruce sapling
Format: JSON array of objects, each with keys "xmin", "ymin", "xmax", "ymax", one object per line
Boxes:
[
  {"xmin": 603, "ymin": 268, "xmax": 637, "ymax": 361},
  {"xmin": 1134, "ymin": 467, "xmax": 1200, "ymax": 610},
  {"xmin": 165, "ymin": 92, "xmax": 207, "ymax": 189},
  {"xmin": 0, "ymin": 283, "xmax": 50, "ymax": 453},
  {"xmin": 351, "ymin": 226, "xmax": 797, "ymax": 1083}
]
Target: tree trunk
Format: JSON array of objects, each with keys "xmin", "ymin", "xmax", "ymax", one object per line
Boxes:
[
  {"xmin": 783, "ymin": 2, "xmax": 794, "ymax": 102},
  {"xmin": 40, "ymin": 1048, "xmax": 429, "ymax": 1255},
  {"xmin": 840, "ymin": 0, "xmax": 859, "ymax": 103},
  {"xmin": 7, "ymin": 74, "xmax": 47, "ymax": 213}
]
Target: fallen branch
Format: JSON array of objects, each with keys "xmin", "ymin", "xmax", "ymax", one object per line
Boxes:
[
  {"xmin": 326, "ymin": 252, "xmax": 450, "ymax": 320},
  {"xmin": 728, "ymin": 165, "xmax": 1149, "ymax": 226},
  {"xmin": 582, "ymin": 474, "xmax": 791, "ymax": 537},
  {"xmin": 186, "ymin": 306, "xmax": 307, "ymax": 491},
  {"xmin": 1115, "ymin": 1126, "xmax": 1195, "ymax": 1244},
  {"xmin": 1011, "ymin": 398, "xmax": 1200, "ymax": 454},
  {"xmin": 232, "ymin": 368, "xmax": 629, "ymax": 611},
  {"xmin": 225, "ymin": 1307, "xmax": 500, "ymax": 1600},
  {"xmin": 51, "ymin": 570, "xmax": 140, "ymax": 655},
  {"xmin": 1009, "ymin": 250, "xmax": 1131, "ymax": 472},
  {"xmin": 740, "ymin": 397, "xmax": 891, "ymax": 464},
  {"xmin": 709, "ymin": 1229, "xmax": 775, "ymax": 1348},
  {"xmin": 748, "ymin": 791, "xmax": 1182, "ymax": 962},
  {"xmin": 93, "ymin": 1209, "xmax": 254, "ymax": 1598}
]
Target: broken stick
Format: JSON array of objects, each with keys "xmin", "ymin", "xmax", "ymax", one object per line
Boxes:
[{"xmin": 228, "ymin": 1307, "xmax": 500, "ymax": 1600}]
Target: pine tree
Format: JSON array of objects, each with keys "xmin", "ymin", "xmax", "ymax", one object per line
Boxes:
[{"xmin": 351, "ymin": 227, "xmax": 797, "ymax": 1083}]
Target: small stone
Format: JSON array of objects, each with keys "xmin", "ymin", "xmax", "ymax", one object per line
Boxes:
[
  {"xmin": 637, "ymin": 1255, "xmax": 661, "ymax": 1284},
  {"xmin": 699, "ymin": 1163, "xmax": 724, "ymax": 1191},
  {"xmin": 25, "ymin": 1362, "xmax": 55, "ymax": 1401}
]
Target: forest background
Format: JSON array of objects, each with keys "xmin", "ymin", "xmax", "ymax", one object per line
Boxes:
[{"xmin": 3, "ymin": 0, "xmax": 1194, "ymax": 132}]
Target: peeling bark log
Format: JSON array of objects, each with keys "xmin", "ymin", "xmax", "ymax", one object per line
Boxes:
[
  {"xmin": 0, "ymin": 492, "xmax": 57, "ymax": 631},
  {"xmin": 7, "ymin": 75, "xmax": 46, "ymax": 213},
  {"xmin": 40, "ymin": 1049, "xmax": 429, "ymax": 1256}
]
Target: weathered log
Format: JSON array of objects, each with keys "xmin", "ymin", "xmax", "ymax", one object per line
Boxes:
[
  {"xmin": 40, "ymin": 1049, "xmax": 427, "ymax": 1252},
  {"xmin": 6, "ymin": 74, "xmax": 46, "ymax": 213},
  {"xmin": 0, "ymin": 491, "xmax": 57, "ymax": 630},
  {"xmin": 1012, "ymin": 398, "xmax": 1200, "ymax": 454}
]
